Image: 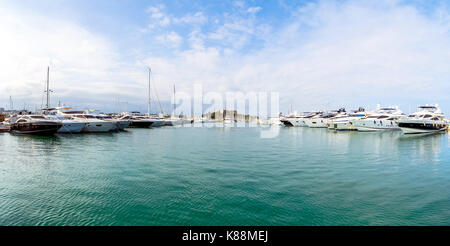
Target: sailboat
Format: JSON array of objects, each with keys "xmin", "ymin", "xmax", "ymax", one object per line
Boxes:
[{"xmin": 161, "ymin": 84, "xmax": 191, "ymax": 126}]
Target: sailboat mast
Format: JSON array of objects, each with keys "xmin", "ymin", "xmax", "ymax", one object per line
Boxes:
[
  {"xmin": 46, "ymin": 66, "xmax": 50, "ymax": 109},
  {"xmin": 148, "ymin": 67, "xmax": 151, "ymax": 116},
  {"xmin": 173, "ymin": 84, "xmax": 176, "ymax": 117}
]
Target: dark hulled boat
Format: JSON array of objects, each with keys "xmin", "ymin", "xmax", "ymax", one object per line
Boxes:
[
  {"xmin": 120, "ymin": 116, "xmax": 155, "ymax": 128},
  {"xmin": 397, "ymin": 105, "xmax": 448, "ymax": 134},
  {"xmin": 11, "ymin": 115, "xmax": 63, "ymax": 135}
]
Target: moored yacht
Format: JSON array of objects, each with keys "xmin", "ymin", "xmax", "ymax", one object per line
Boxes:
[
  {"xmin": 44, "ymin": 114, "xmax": 86, "ymax": 133},
  {"xmin": 10, "ymin": 115, "xmax": 63, "ymax": 135},
  {"xmin": 58, "ymin": 110, "xmax": 115, "ymax": 133},
  {"xmin": 353, "ymin": 106, "xmax": 405, "ymax": 132},
  {"xmin": 397, "ymin": 105, "xmax": 447, "ymax": 134},
  {"xmin": 332, "ymin": 108, "xmax": 367, "ymax": 131},
  {"xmin": 43, "ymin": 108, "xmax": 86, "ymax": 133},
  {"xmin": 305, "ymin": 112, "xmax": 336, "ymax": 128},
  {"xmin": 121, "ymin": 115, "xmax": 160, "ymax": 128},
  {"xmin": 96, "ymin": 114, "xmax": 130, "ymax": 131},
  {"xmin": 281, "ymin": 112, "xmax": 319, "ymax": 127}
]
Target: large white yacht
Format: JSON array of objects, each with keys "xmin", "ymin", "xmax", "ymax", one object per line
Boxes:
[
  {"xmin": 44, "ymin": 114, "xmax": 86, "ymax": 133},
  {"xmin": 96, "ymin": 114, "xmax": 130, "ymax": 131},
  {"xmin": 330, "ymin": 108, "xmax": 367, "ymax": 131},
  {"xmin": 280, "ymin": 112, "xmax": 309, "ymax": 127},
  {"xmin": 353, "ymin": 106, "xmax": 405, "ymax": 132},
  {"xmin": 305, "ymin": 112, "xmax": 336, "ymax": 128},
  {"xmin": 41, "ymin": 108, "xmax": 86, "ymax": 133},
  {"xmin": 57, "ymin": 109, "xmax": 115, "ymax": 133},
  {"xmin": 397, "ymin": 105, "xmax": 447, "ymax": 134}
]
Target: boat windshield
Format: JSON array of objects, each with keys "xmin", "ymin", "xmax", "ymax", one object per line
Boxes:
[
  {"xmin": 64, "ymin": 111, "xmax": 85, "ymax": 114},
  {"xmin": 30, "ymin": 116, "xmax": 47, "ymax": 119}
]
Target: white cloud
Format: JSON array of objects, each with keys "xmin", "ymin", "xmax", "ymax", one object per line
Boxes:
[
  {"xmin": 141, "ymin": 0, "xmax": 450, "ymax": 114},
  {"xmin": 143, "ymin": 5, "xmax": 207, "ymax": 32},
  {"xmin": 247, "ymin": 7, "xmax": 262, "ymax": 14},
  {"xmin": 2, "ymin": 1, "xmax": 450, "ymax": 115},
  {"xmin": 0, "ymin": 5, "xmax": 145, "ymax": 111},
  {"xmin": 156, "ymin": 31, "xmax": 183, "ymax": 48},
  {"xmin": 174, "ymin": 12, "xmax": 207, "ymax": 25}
]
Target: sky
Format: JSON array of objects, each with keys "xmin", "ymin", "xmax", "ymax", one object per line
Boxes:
[{"xmin": 0, "ymin": 0, "xmax": 449, "ymax": 115}]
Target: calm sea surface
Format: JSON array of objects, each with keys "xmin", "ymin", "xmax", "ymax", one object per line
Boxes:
[{"xmin": 0, "ymin": 126, "xmax": 449, "ymax": 226}]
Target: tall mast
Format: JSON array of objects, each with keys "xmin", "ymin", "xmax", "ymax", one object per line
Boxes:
[
  {"xmin": 173, "ymin": 84, "xmax": 176, "ymax": 117},
  {"xmin": 148, "ymin": 67, "xmax": 151, "ymax": 116},
  {"xmin": 46, "ymin": 66, "xmax": 50, "ymax": 109}
]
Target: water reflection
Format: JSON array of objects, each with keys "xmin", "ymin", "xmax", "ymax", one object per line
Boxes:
[
  {"xmin": 13, "ymin": 134, "xmax": 63, "ymax": 157},
  {"xmin": 282, "ymin": 127, "xmax": 446, "ymax": 164},
  {"xmin": 398, "ymin": 132, "xmax": 445, "ymax": 163}
]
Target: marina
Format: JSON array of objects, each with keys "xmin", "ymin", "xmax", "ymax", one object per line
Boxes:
[
  {"xmin": 0, "ymin": 104, "xmax": 449, "ymax": 135},
  {"xmin": 1, "ymin": 0, "xmax": 450, "ymax": 231}
]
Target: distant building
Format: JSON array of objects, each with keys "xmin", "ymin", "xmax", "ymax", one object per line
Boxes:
[
  {"xmin": 0, "ymin": 108, "xmax": 4, "ymax": 113},
  {"xmin": 203, "ymin": 109, "xmax": 259, "ymax": 122}
]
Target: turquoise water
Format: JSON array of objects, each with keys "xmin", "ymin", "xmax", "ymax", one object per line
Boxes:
[{"xmin": 0, "ymin": 127, "xmax": 449, "ymax": 226}]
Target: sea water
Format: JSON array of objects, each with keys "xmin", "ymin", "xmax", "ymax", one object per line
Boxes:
[{"xmin": 0, "ymin": 127, "xmax": 449, "ymax": 225}]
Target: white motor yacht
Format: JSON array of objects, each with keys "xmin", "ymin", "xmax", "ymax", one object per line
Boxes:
[
  {"xmin": 45, "ymin": 114, "xmax": 86, "ymax": 133},
  {"xmin": 281, "ymin": 112, "xmax": 317, "ymax": 127},
  {"xmin": 331, "ymin": 108, "xmax": 367, "ymax": 131},
  {"xmin": 305, "ymin": 112, "xmax": 336, "ymax": 128},
  {"xmin": 397, "ymin": 105, "xmax": 447, "ymax": 134},
  {"xmin": 353, "ymin": 106, "xmax": 405, "ymax": 132},
  {"xmin": 58, "ymin": 110, "xmax": 115, "ymax": 133},
  {"xmin": 96, "ymin": 114, "xmax": 130, "ymax": 131}
]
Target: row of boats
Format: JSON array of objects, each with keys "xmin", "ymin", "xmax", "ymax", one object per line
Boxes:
[
  {"xmin": 0, "ymin": 107, "xmax": 193, "ymax": 135},
  {"xmin": 280, "ymin": 104, "xmax": 449, "ymax": 134},
  {"xmin": 1, "ymin": 104, "xmax": 448, "ymax": 135}
]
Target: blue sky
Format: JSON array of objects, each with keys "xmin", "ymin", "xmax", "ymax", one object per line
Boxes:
[{"xmin": 1, "ymin": 0, "xmax": 449, "ymax": 115}]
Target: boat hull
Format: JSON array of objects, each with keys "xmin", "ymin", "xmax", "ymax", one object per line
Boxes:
[
  {"xmin": 82, "ymin": 121, "xmax": 115, "ymax": 133},
  {"xmin": 355, "ymin": 126, "xmax": 397, "ymax": 132},
  {"xmin": 305, "ymin": 119, "xmax": 328, "ymax": 128},
  {"xmin": 150, "ymin": 120, "xmax": 166, "ymax": 127},
  {"xmin": 335, "ymin": 123, "xmax": 357, "ymax": 131},
  {"xmin": 281, "ymin": 119, "xmax": 306, "ymax": 127},
  {"xmin": 129, "ymin": 120, "xmax": 154, "ymax": 128},
  {"xmin": 11, "ymin": 122, "xmax": 62, "ymax": 135},
  {"xmin": 353, "ymin": 119, "xmax": 400, "ymax": 132},
  {"xmin": 58, "ymin": 121, "xmax": 86, "ymax": 133},
  {"xmin": 0, "ymin": 123, "xmax": 10, "ymax": 132},
  {"xmin": 398, "ymin": 122, "xmax": 447, "ymax": 134},
  {"xmin": 117, "ymin": 121, "xmax": 131, "ymax": 130}
]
